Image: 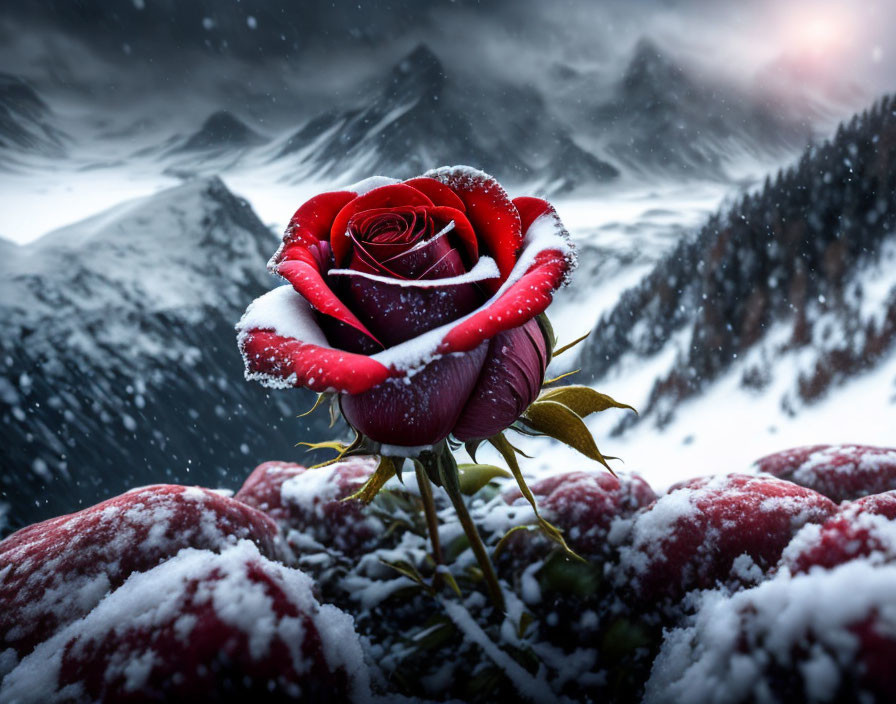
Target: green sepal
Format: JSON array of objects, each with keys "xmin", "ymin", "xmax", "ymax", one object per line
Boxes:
[
  {"xmin": 464, "ymin": 439, "xmax": 484, "ymax": 464},
  {"xmin": 297, "ymin": 439, "xmax": 347, "ymax": 452},
  {"xmin": 518, "ymin": 611, "xmax": 535, "ymax": 639},
  {"xmin": 344, "ymin": 455, "xmax": 396, "ymax": 504},
  {"xmin": 542, "ymin": 368, "xmax": 580, "ymax": 385},
  {"xmin": 489, "ymin": 433, "xmax": 582, "ymax": 561},
  {"xmin": 306, "ymin": 432, "xmax": 365, "ymax": 469},
  {"xmin": 298, "ymin": 393, "xmax": 331, "ymax": 418},
  {"xmin": 520, "ymin": 400, "xmax": 617, "ymax": 474},
  {"xmin": 535, "ymin": 313, "xmax": 557, "ymax": 355},
  {"xmin": 537, "ymin": 385, "xmax": 637, "ymax": 418},
  {"xmin": 551, "ymin": 330, "xmax": 590, "ymax": 358}
]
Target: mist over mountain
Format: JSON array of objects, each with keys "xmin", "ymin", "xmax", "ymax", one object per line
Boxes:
[
  {"xmin": 592, "ymin": 39, "xmax": 814, "ymax": 178},
  {"xmin": 0, "ymin": 178, "xmax": 330, "ymax": 534},
  {"xmin": 271, "ymin": 44, "xmax": 619, "ymax": 191},
  {"xmin": 0, "ymin": 73, "xmax": 66, "ymax": 161},
  {"xmin": 579, "ymin": 94, "xmax": 896, "ymax": 429}
]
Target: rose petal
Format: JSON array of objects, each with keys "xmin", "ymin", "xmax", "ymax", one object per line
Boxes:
[
  {"xmin": 334, "ymin": 271, "xmax": 484, "ymax": 347},
  {"xmin": 452, "ymin": 318, "xmax": 548, "ymax": 441},
  {"xmin": 237, "ymin": 286, "xmax": 390, "ymax": 393},
  {"xmin": 437, "ymin": 248, "xmax": 568, "ymax": 355},
  {"xmin": 379, "ymin": 227, "xmax": 459, "ymax": 279},
  {"xmin": 416, "ymin": 248, "xmax": 466, "ymax": 279},
  {"xmin": 512, "ymin": 196, "xmax": 556, "ymax": 234},
  {"xmin": 361, "ymin": 212, "xmax": 571, "ymax": 373},
  {"xmin": 428, "ymin": 206, "xmax": 478, "ymax": 264},
  {"xmin": 276, "ymin": 255, "xmax": 383, "ymax": 347},
  {"xmin": 273, "ymin": 190, "xmax": 357, "ymax": 266},
  {"xmin": 330, "ymin": 184, "xmax": 433, "ymax": 265},
  {"xmin": 423, "ymin": 166, "xmax": 522, "ymax": 284},
  {"xmin": 317, "ymin": 314, "xmax": 384, "ymax": 354},
  {"xmin": 341, "ymin": 343, "xmax": 489, "ymax": 447},
  {"xmin": 403, "ymin": 177, "xmax": 467, "ymax": 211}
]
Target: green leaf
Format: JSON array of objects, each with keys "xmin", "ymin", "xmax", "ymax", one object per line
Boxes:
[
  {"xmin": 537, "ymin": 385, "xmax": 637, "ymax": 418},
  {"xmin": 521, "ymin": 400, "xmax": 617, "ymax": 474},
  {"xmin": 551, "ymin": 330, "xmax": 591, "ymax": 358},
  {"xmin": 492, "ymin": 525, "xmax": 537, "ymax": 559},
  {"xmin": 380, "ymin": 558, "xmax": 427, "ymax": 586},
  {"xmin": 538, "ymin": 549, "xmax": 602, "ymax": 597},
  {"xmin": 436, "ymin": 567, "xmax": 463, "ymax": 598},
  {"xmin": 457, "ymin": 463, "xmax": 511, "ymax": 495},
  {"xmin": 409, "ymin": 618, "xmax": 455, "ymax": 651},
  {"xmin": 601, "ymin": 618, "xmax": 654, "ymax": 659},
  {"xmin": 518, "ymin": 611, "xmax": 535, "ymax": 639},
  {"xmin": 489, "ymin": 433, "xmax": 582, "ymax": 560},
  {"xmin": 344, "ymin": 455, "xmax": 396, "ymax": 504}
]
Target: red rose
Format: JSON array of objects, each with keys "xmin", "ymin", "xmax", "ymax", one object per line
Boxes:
[{"xmin": 237, "ymin": 166, "xmax": 574, "ymax": 448}]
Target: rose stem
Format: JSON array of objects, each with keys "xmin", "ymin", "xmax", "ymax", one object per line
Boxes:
[
  {"xmin": 415, "ymin": 461, "xmax": 445, "ymax": 589},
  {"xmin": 437, "ymin": 450, "xmax": 506, "ymax": 613}
]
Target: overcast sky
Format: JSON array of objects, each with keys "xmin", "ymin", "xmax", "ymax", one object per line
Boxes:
[{"xmin": 1, "ymin": 0, "xmax": 893, "ymax": 124}]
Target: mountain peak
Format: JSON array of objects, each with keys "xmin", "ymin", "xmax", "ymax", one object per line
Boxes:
[
  {"xmin": 176, "ymin": 111, "xmax": 267, "ymax": 153},
  {"xmin": 622, "ymin": 38, "xmax": 687, "ymax": 94},
  {"xmin": 384, "ymin": 44, "xmax": 445, "ymax": 103}
]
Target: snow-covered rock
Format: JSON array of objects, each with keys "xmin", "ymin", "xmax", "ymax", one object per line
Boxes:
[
  {"xmin": 237, "ymin": 457, "xmax": 385, "ymax": 557},
  {"xmin": 612, "ymin": 474, "xmax": 836, "ymax": 602},
  {"xmin": 0, "ymin": 484, "xmax": 280, "ymax": 659},
  {"xmin": 502, "ymin": 470, "xmax": 655, "ymax": 556},
  {"xmin": 0, "ymin": 541, "xmax": 370, "ymax": 703},
  {"xmin": 645, "ymin": 561, "xmax": 896, "ymax": 703},
  {"xmin": 757, "ymin": 445, "xmax": 896, "ymax": 503},
  {"xmin": 781, "ymin": 491, "xmax": 896, "ymax": 573}
]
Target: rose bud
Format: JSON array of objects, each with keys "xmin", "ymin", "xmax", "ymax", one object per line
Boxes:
[
  {"xmin": 236, "ymin": 167, "xmax": 574, "ymax": 450},
  {"xmin": 755, "ymin": 444, "xmax": 896, "ymax": 502}
]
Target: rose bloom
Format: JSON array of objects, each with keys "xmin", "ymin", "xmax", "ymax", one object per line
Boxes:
[{"xmin": 237, "ymin": 166, "xmax": 575, "ymax": 450}]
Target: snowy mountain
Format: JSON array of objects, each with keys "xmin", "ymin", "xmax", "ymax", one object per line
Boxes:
[
  {"xmin": 0, "ymin": 177, "xmax": 328, "ymax": 534},
  {"xmin": 0, "ymin": 73, "xmax": 66, "ymax": 162},
  {"xmin": 578, "ymin": 94, "xmax": 896, "ymax": 431},
  {"xmin": 173, "ymin": 110, "xmax": 269, "ymax": 154},
  {"xmin": 273, "ymin": 44, "xmax": 620, "ymax": 192},
  {"xmin": 592, "ymin": 39, "xmax": 813, "ymax": 178}
]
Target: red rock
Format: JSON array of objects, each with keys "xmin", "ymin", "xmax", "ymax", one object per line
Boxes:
[
  {"xmin": 615, "ymin": 474, "xmax": 836, "ymax": 601},
  {"xmin": 0, "ymin": 485, "xmax": 280, "ymax": 659},
  {"xmin": 503, "ymin": 471, "xmax": 656, "ymax": 555},
  {"xmin": 235, "ymin": 461, "xmax": 307, "ymax": 522},
  {"xmin": 645, "ymin": 560, "xmax": 896, "ymax": 703},
  {"xmin": 783, "ymin": 491, "xmax": 896, "ymax": 573},
  {"xmin": 756, "ymin": 444, "xmax": 896, "ymax": 502},
  {"xmin": 237, "ymin": 456, "xmax": 383, "ymax": 556},
  {"xmin": 0, "ymin": 542, "xmax": 369, "ymax": 702}
]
